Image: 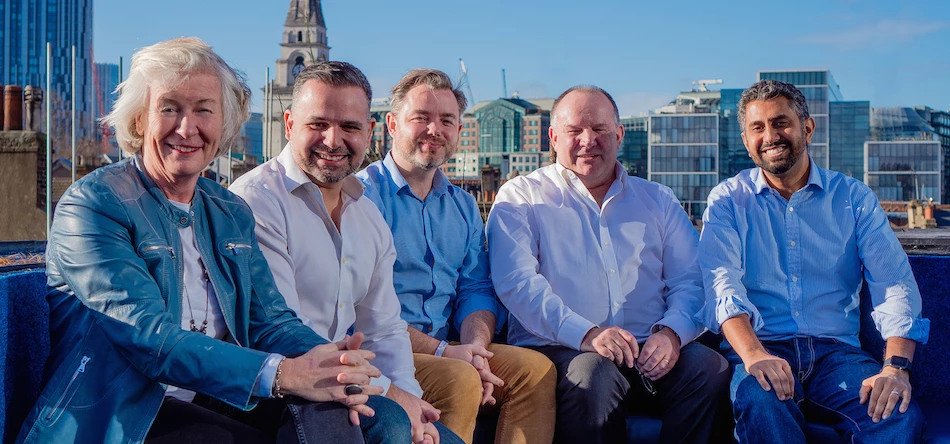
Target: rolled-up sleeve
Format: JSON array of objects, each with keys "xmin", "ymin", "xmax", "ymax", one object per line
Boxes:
[
  {"xmin": 698, "ymin": 187, "xmax": 764, "ymax": 334},
  {"xmin": 853, "ymin": 189, "xmax": 930, "ymax": 343}
]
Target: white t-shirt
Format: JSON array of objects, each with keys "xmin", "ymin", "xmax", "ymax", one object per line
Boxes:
[{"xmin": 165, "ymin": 200, "xmax": 227, "ymax": 402}]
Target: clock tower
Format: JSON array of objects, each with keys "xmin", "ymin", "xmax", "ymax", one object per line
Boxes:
[{"xmin": 263, "ymin": 0, "xmax": 330, "ymax": 158}]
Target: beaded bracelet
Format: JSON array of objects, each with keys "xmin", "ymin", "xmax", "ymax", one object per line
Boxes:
[{"xmin": 273, "ymin": 357, "xmax": 286, "ymax": 398}]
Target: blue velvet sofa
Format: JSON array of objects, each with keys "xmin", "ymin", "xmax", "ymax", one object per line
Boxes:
[{"xmin": 2, "ymin": 256, "xmax": 949, "ymax": 443}]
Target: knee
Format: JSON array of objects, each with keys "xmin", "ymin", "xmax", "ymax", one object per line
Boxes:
[
  {"xmin": 496, "ymin": 346, "xmax": 557, "ymax": 391},
  {"xmin": 731, "ymin": 372, "xmax": 786, "ymax": 415},
  {"xmin": 364, "ymin": 395, "xmax": 412, "ymax": 442},
  {"xmin": 562, "ymin": 352, "xmax": 626, "ymax": 402},
  {"xmin": 432, "ymin": 358, "xmax": 483, "ymax": 406}
]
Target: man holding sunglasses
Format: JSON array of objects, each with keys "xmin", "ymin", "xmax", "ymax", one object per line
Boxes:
[{"xmin": 487, "ymin": 85, "xmax": 731, "ymax": 444}]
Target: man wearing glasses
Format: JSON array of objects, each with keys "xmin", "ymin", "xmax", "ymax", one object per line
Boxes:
[{"xmin": 486, "ymin": 85, "xmax": 731, "ymax": 444}]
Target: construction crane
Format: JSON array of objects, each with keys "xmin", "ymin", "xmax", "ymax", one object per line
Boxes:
[
  {"xmin": 458, "ymin": 58, "xmax": 476, "ymax": 109},
  {"xmin": 692, "ymin": 79, "xmax": 723, "ymax": 92}
]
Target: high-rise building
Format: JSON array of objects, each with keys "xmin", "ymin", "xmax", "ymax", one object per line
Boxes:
[
  {"xmin": 619, "ymin": 116, "xmax": 648, "ymax": 178},
  {"xmin": 263, "ymin": 0, "xmax": 330, "ymax": 160},
  {"xmin": 93, "ymin": 62, "xmax": 119, "ymax": 156},
  {"xmin": 648, "ymin": 90, "xmax": 721, "ymax": 219},
  {"xmin": 1, "ymin": 0, "xmax": 94, "ymax": 145},
  {"xmin": 914, "ymin": 106, "xmax": 950, "ymax": 203},
  {"xmin": 240, "ymin": 112, "xmax": 264, "ymax": 160},
  {"xmin": 865, "ymin": 107, "xmax": 942, "ymax": 203}
]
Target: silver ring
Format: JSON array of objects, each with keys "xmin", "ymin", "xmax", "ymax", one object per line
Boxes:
[
  {"xmin": 662, "ymin": 359, "xmax": 670, "ymax": 364},
  {"xmin": 890, "ymin": 390, "xmax": 901, "ymax": 396},
  {"xmin": 344, "ymin": 384, "xmax": 363, "ymax": 396}
]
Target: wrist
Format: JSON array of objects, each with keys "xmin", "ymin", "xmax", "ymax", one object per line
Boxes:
[
  {"xmin": 434, "ymin": 340, "xmax": 449, "ymax": 357},
  {"xmin": 657, "ymin": 326, "xmax": 681, "ymax": 348},
  {"xmin": 272, "ymin": 357, "xmax": 287, "ymax": 398}
]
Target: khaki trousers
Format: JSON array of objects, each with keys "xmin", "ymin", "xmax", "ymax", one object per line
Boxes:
[{"xmin": 414, "ymin": 343, "xmax": 556, "ymax": 444}]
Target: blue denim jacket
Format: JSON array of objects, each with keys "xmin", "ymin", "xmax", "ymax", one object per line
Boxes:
[{"xmin": 16, "ymin": 158, "xmax": 325, "ymax": 443}]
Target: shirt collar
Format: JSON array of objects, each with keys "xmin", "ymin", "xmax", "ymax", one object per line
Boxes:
[
  {"xmin": 752, "ymin": 155, "xmax": 825, "ymax": 195},
  {"xmin": 277, "ymin": 142, "xmax": 366, "ymax": 200},
  {"xmin": 382, "ymin": 152, "xmax": 451, "ymax": 199},
  {"xmin": 554, "ymin": 160, "xmax": 628, "ymax": 195}
]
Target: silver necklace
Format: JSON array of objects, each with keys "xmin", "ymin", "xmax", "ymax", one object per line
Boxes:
[{"xmin": 184, "ymin": 258, "xmax": 211, "ymax": 335}]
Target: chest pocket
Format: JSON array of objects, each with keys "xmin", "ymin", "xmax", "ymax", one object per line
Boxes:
[
  {"xmin": 138, "ymin": 242, "xmax": 176, "ymax": 300},
  {"xmin": 215, "ymin": 240, "xmax": 254, "ymax": 305}
]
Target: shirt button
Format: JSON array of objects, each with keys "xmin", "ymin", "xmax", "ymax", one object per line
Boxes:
[
  {"xmin": 341, "ymin": 257, "xmax": 347, "ymax": 264},
  {"xmin": 614, "ymin": 302, "xmax": 621, "ymax": 309},
  {"xmin": 610, "ymin": 269, "xmax": 616, "ymax": 275},
  {"xmin": 339, "ymin": 303, "xmax": 344, "ymax": 309},
  {"xmin": 179, "ymin": 216, "xmax": 188, "ymax": 224},
  {"xmin": 792, "ymin": 276, "xmax": 798, "ymax": 282},
  {"xmin": 788, "ymin": 206, "xmax": 795, "ymax": 212},
  {"xmin": 790, "ymin": 241, "xmax": 796, "ymax": 247},
  {"xmin": 794, "ymin": 311, "xmax": 800, "ymax": 317},
  {"xmin": 603, "ymin": 241, "xmax": 609, "ymax": 247}
]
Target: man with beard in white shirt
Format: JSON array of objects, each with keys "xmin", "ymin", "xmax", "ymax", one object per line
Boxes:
[{"xmin": 231, "ymin": 62, "xmax": 461, "ymax": 444}]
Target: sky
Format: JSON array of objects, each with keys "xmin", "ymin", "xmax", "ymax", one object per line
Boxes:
[{"xmin": 93, "ymin": 0, "xmax": 950, "ymax": 116}]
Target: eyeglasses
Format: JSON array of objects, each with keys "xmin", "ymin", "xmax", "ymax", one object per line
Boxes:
[{"xmin": 635, "ymin": 366, "xmax": 656, "ymax": 395}]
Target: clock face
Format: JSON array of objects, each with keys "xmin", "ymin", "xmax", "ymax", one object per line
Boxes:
[{"xmin": 292, "ymin": 57, "xmax": 305, "ymax": 78}]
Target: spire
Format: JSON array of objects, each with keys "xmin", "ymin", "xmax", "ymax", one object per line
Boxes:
[{"xmin": 285, "ymin": 0, "xmax": 325, "ymax": 28}]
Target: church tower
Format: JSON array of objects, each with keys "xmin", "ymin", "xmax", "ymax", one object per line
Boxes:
[{"xmin": 263, "ymin": 0, "xmax": 330, "ymax": 158}]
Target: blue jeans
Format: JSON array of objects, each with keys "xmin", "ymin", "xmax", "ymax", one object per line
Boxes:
[{"xmin": 726, "ymin": 337, "xmax": 925, "ymax": 444}]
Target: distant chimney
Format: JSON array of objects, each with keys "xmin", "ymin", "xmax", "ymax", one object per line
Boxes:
[{"xmin": 4, "ymin": 85, "xmax": 23, "ymax": 131}]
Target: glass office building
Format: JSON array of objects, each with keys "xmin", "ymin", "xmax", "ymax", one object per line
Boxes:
[
  {"xmin": 865, "ymin": 107, "xmax": 942, "ymax": 203},
  {"xmin": 1, "ymin": 0, "xmax": 94, "ymax": 139},
  {"xmin": 648, "ymin": 112, "xmax": 719, "ymax": 219},
  {"xmin": 914, "ymin": 107, "xmax": 950, "ymax": 203},
  {"xmin": 865, "ymin": 141, "xmax": 942, "ymax": 202},
  {"xmin": 830, "ymin": 101, "xmax": 871, "ymax": 179},
  {"xmin": 620, "ymin": 116, "xmax": 648, "ymax": 178}
]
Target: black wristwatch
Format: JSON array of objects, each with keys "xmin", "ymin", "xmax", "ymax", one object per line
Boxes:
[{"xmin": 883, "ymin": 356, "xmax": 913, "ymax": 374}]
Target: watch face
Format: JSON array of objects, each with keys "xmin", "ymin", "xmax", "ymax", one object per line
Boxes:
[{"xmin": 886, "ymin": 356, "xmax": 912, "ymax": 370}]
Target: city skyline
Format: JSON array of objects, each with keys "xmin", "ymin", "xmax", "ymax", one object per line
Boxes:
[{"xmin": 92, "ymin": 0, "xmax": 950, "ymax": 116}]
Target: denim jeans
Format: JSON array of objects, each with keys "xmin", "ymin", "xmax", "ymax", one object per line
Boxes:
[{"xmin": 726, "ymin": 337, "xmax": 925, "ymax": 444}]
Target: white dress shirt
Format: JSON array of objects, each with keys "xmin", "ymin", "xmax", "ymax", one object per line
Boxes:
[
  {"xmin": 486, "ymin": 162, "xmax": 705, "ymax": 350},
  {"xmin": 230, "ymin": 144, "xmax": 422, "ymax": 397}
]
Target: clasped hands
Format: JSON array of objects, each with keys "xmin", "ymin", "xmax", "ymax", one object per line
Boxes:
[
  {"xmin": 580, "ymin": 325, "xmax": 681, "ymax": 380},
  {"xmin": 279, "ymin": 332, "xmax": 383, "ymax": 426},
  {"xmin": 743, "ymin": 352, "xmax": 913, "ymax": 422},
  {"xmin": 442, "ymin": 343, "xmax": 505, "ymax": 405}
]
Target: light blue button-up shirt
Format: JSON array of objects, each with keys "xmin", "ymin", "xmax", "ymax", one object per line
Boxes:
[
  {"xmin": 699, "ymin": 159, "xmax": 930, "ymax": 348},
  {"xmin": 356, "ymin": 154, "xmax": 505, "ymax": 340}
]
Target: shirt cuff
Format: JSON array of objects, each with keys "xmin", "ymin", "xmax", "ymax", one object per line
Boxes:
[
  {"xmin": 713, "ymin": 296, "xmax": 762, "ymax": 334},
  {"xmin": 254, "ymin": 353, "xmax": 285, "ymax": 398},
  {"xmin": 652, "ymin": 314, "xmax": 702, "ymax": 348},
  {"xmin": 872, "ymin": 313, "xmax": 931, "ymax": 345},
  {"xmin": 558, "ymin": 313, "xmax": 597, "ymax": 350}
]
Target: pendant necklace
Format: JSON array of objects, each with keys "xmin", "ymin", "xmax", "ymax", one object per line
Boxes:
[{"xmin": 184, "ymin": 258, "xmax": 211, "ymax": 335}]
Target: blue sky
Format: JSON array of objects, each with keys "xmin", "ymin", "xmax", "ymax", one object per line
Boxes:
[{"xmin": 93, "ymin": 0, "xmax": 950, "ymax": 116}]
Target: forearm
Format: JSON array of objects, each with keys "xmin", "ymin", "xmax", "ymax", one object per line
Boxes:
[
  {"xmin": 407, "ymin": 326, "xmax": 443, "ymax": 354},
  {"xmin": 461, "ymin": 310, "xmax": 496, "ymax": 348},
  {"xmin": 884, "ymin": 336, "xmax": 917, "ymax": 362},
  {"xmin": 721, "ymin": 314, "xmax": 769, "ymax": 363}
]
